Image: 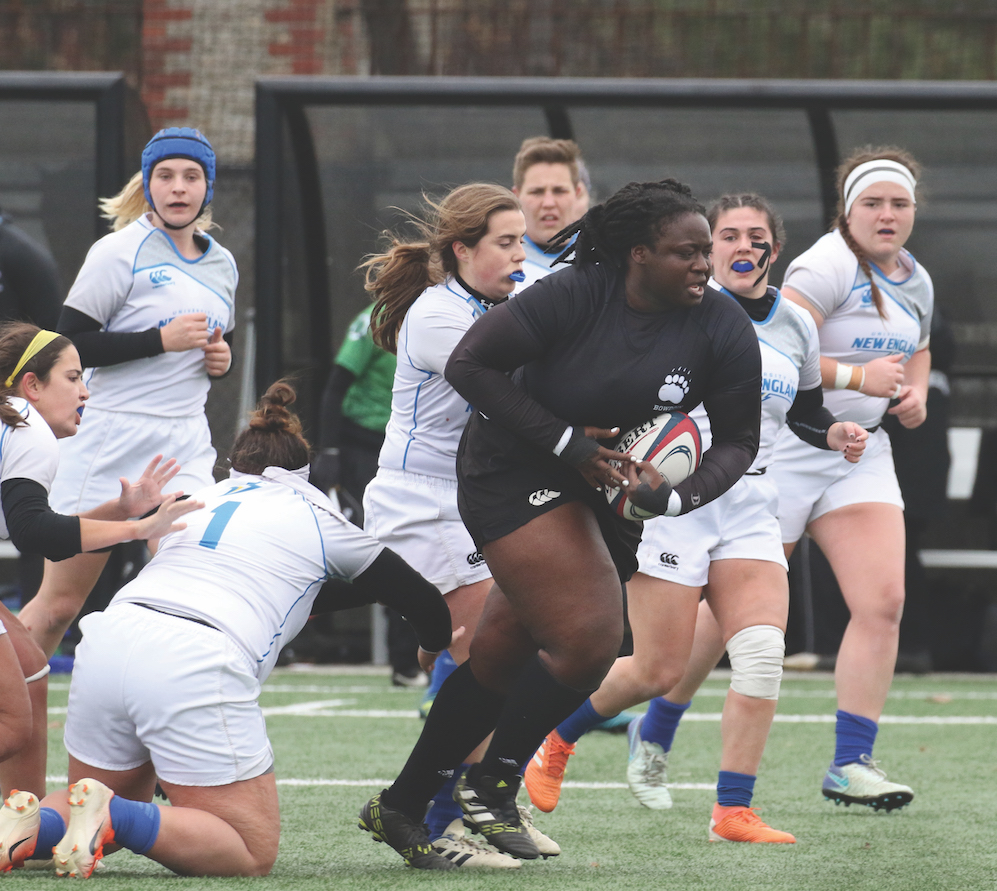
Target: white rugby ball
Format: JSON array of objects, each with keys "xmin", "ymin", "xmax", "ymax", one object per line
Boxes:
[{"xmin": 605, "ymin": 412, "xmax": 703, "ymax": 521}]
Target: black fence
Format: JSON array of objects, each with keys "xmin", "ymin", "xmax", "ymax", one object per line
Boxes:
[
  {"xmin": 254, "ymin": 76, "xmax": 997, "ymax": 432},
  {"xmin": 0, "ymin": 71, "xmax": 127, "ymax": 289}
]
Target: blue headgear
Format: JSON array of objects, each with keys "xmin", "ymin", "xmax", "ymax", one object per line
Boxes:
[{"xmin": 141, "ymin": 127, "xmax": 216, "ymax": 210}]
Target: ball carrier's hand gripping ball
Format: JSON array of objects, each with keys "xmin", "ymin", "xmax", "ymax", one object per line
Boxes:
[
  {"xmin": 141, "ymin": 127, "xmax": 216, "ymax": 229},
  {"xmin": 606, "ymin": 412, "xmax": 702, "ymax": 520}
]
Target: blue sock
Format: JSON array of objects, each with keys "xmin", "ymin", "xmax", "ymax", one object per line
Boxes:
[
  {"xmin": 556, "ymin": 698, "xmax": 607, "ymax": 743},
  {"xmin": 28, "ymin": 807, "xmax": 65, "ymax": 860},
  {"xmin": 641, "ymin": 697, "xmax": 691, "ymax": 751},
  {"xmin": 834, "ymin": 709, "xmax": 878, "ymax": 767},
  {"xmin": 108, "ymin": 796, "xmax": 161, "ymax": 855},
  {"xmin": 425, "ymin": 765, "xmax": 465, "ymax": 840},
  {"xmin": 716, "ymin": 770, "xmax": 756, "ymax": 808},
  {"xmin": 424, "ymin": 651, "xmax": 457, "ymax": 701}
]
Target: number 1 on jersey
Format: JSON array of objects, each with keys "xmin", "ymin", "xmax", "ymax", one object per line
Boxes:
[{"xmin": 198, "ymin": 501, "xmax": 240, "ymax": 550}]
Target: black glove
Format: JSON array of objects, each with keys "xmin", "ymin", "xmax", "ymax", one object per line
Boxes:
[{"xmin": 626, "ymin": 473, "xmax": 675, "ymax": 517}]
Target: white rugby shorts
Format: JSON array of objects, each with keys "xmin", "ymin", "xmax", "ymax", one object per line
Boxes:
[
  {"xmin": 770, "ymin": 426, "xmax": 904, "ymax": 544},
  {"xmin": 50, "ymin": 407, "xmax": 216, "ymax": 514},
  {"xmin": 64, "ymin": 604, "xmax": 273, "ymax": 786},
  {"xmin": 636, "ymin": 474, "xmax": 787, "ymax": 587},
  {"xmin": 363, "ymin": 468, "xmax": 491, "ymax": 594}
]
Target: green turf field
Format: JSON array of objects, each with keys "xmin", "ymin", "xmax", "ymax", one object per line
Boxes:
[{"xmin": 17, "ymin": 668, "xmax": 997, "ymax": 890}]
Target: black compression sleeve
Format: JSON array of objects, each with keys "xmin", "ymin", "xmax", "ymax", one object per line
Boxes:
[
  {"xmin": 1, "ymin": 478, "xmax": 82, "ymax": 561},
  {"xmin": 786, "ymin": 386, "xmax": 837, "ymax": 450},
  {"xmin": 310, "ymin": 548, "xmax": 452, "ymax": 653},
  {"xmin": 445, "ymin": 302, "xmax": 570, "ymax": 453},
  {"xmin": 58, "ymin": 306, "xmax": 164, "ymax": 368},
  {"xmin": 316, "ymin": 365, "xmax": 357, "ymax": 449},
  {"xmin": 674, "ymin": 388, "xmax": 759, "ymax": 514}
]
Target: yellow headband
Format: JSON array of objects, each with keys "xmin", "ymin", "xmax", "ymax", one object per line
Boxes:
[{"xmin": 4, "ymin": 330, "xmax": 61, "ymax": 389}]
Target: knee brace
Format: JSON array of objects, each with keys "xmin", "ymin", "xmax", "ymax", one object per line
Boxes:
[{"xmin": 726, "ymin": 624, "xmax": 784, "ymax": 701}]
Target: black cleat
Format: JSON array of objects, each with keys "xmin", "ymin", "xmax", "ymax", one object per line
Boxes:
[
  {"xmin": 359, "ymin": 790, "xmax": 456, "ymax": 870},
  {"xmin": 454, "ymin": 768, "xmax": 541, "ymax": 860}
]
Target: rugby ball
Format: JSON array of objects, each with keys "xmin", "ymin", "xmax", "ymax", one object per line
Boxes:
[{"xmin": 605, "ymin": 413, "xmax": 702, "ymax": 521}]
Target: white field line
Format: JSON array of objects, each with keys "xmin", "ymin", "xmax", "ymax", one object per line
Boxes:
[
  {"xmin": 46, "ymin": 682, "xmax": 997, "ymax": 702},
  {"xmin": 41, "ymin": 774, "xmax": 713, "ymax": 791},
  {"xmin": 46, "ymin": 701, "xmax": 997, "ymax": 724}
]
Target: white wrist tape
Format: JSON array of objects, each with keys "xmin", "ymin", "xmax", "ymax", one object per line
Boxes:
[
  {"xmin": 834, "ymin": 362, "xmax": 853, "ymax": 390},
  {"xmin": 552, "ymin": 426, "xmax": 573, "ymax": 457},
  {"xmin": 727, "ymin": 624, "xmax": 785, "ymax": 701}
]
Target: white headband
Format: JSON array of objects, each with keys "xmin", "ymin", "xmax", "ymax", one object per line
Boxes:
[{"xmin": 843, "ymin": 159, "xmax": 917, "ymax": 217}]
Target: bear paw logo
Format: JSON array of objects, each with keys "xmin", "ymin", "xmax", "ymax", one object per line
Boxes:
[{"xmin": 657, "ymin": 370, "xmax": 690, "ymax": 405}]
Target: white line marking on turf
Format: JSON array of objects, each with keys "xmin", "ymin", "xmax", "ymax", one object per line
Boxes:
[{"xmin": 43, "ymin": 775, "xmax": 713, "ymax": 790}]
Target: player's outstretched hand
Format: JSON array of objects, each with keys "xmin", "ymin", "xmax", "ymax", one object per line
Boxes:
[
  {"xmin": 134, "ymin": 493, "xmax": 204, "ymax": 541},
  {"xmin": 161, "ymin": 312, "xmax": 210, "ymax": 352},
  {"xmin": 203, "ymin": 327, "xmax": 232, "ymax": 377},
  {"xmin": 888, "ymin": 385, "xmax": 928, "ymax": 429},
  {"xmin": 622, "ymin": 459, "xmax": 674, "ymax": 516},
  {"xmin": 117, "ymin": 455, "xmax": 181, "ymax": 518},
  {"xmin": 860, "ymin": 353, "xmax": 904, "ymax": 398},
  {"xmin": 827, "ymin": 422, "xmax": 868, "ymax": 463},
  {"xmin": 419, "ymin": 625, "xmax": 466, "ymax": 673}
]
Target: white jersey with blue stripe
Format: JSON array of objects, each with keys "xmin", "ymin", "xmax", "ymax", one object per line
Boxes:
[
  {"xmin": 692, "ymin": 281, "xmax": 821, "ymax": 472},
  {"xmin": 112, "ymin": 468, "xmax": 383, "ymax": 681},
  {"xmin": 782, "ymin": 229, "xmax": 933, "ymax": 429},
  {"xmin": 378, "ymin": 277, "xmax": 492, "ymax": 480},
  {"xmin": 64, "ymin": 215, "xmax": 237, "ymax": 417},
  {"xmin": 0, "ymin": 398, "xmax": 59, "ymax": 540}
]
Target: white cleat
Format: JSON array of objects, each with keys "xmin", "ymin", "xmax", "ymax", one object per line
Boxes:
[
  {"xmin": 822, "ymin": 755, "xmax": 914, "ymax": 811},
  {"xmin": 626, "ymin": 715, "xmax": 673, "ymax": 809},
  {"xmin": 54, "ymin": 779, "xmax": 116, "ymax": 878},
  {"xmin": 0, "ymin": 790, "xmax": 40, "ymax": 871},
  {"xmin": 432, "ymin": 819, "xmax": 520, "ymax": 868},
  {"xmin": 516, "ymin": 804, "xmax": 561, "ymax": 858}
]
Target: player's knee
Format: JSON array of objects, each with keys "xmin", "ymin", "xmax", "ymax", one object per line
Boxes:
[{"xmin": 727, "ymin": 624, "xmax": 785, "ymax": 700}]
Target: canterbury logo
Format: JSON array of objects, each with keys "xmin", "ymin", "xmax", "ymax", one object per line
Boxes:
[
  {"xmin": 149, "ymin": 269, "xmax": 173, "ymax": 286},
  {"xmin": 528, "ymin": 489, "xmax": 561, "ymax": 506},
  {"xmin": 659, "ymin": 552, "xmax": 679, "ymax": 567},
  {"xmin": 466, "ymin": 550, "xmax": 486, "ymax": 567}
]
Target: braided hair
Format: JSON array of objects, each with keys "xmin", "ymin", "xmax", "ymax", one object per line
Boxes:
[
  {"xmin": 834, "ymin": 146, "xmax": 921, "ymax": 321},
  {"xmin": 548, "ymin": 179, "xmax": 705, "ymax": 269}
]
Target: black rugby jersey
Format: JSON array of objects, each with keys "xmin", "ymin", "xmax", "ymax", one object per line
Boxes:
[{"xmin": 446, "ymin": 262, "xmax": 762, "ymax": 514}]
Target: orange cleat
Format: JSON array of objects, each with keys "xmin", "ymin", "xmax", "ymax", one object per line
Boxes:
[
  {"xmin": 524, "ymin": 729, "xmax": 575, "ymax": 813},
  {"xmin": 708, "ymin": 804, "xmax": 796, "ymax": 844}
]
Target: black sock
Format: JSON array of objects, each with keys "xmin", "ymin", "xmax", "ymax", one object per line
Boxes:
[
  {"xmin": 479, "ymin": 654, "xmax": 593, "ymax": 780},
  {"xmin": 381, "ymin": 660, "xmax": 505, "ymax": 821}
]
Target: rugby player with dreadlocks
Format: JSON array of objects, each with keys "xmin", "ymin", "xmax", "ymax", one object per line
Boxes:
[{"xmin": 358, "ymin": 179, "xmax": 762, "ymax": 868}]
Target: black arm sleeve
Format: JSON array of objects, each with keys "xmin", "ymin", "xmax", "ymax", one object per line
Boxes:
[
  {"xmin": 786, "ymin": 386, "xmax": 837, "ymax": 450},
  {"xmin": 316, "ymin": 364, "xmax": 357, "ymax": 449},
  {"xmin": 673, "ymin": 388, "xmax": 759, "ymax": 514},
  {"xmin": 309, "ymin": 548, "xmax": 452, "ymax": 653},
  {"xmin": 445, "ymin": 302, "xmax": 570, "ymax": 453},
  {"xmin": 1, "ymin": 478, "xmax": 82, "ymax": 562},
  {"xmin": 58, "ymin": 305, "xmax": 164, "ymax": 368}
]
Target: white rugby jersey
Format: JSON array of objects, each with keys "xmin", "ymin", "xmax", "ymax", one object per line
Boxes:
[
  {"xmin": 0, "ymin": 398, "xmax": 59, "ymax": 540},
  {"xmin": 514, "ymin": 234, "xmax": 561, "ymax": 292},
  {"xmin": 782, "ymin": 229, "xmax": 933, "ymax": 429},
  {"xmin": 112, "ymin": 467, "xmax": 382, "ymax": 681},
  {"xmin": 64, "ymin": 215, "xmax": 237, "ymax": 417},
  {"xmin": 692, "ymin": 281, "xmax": 821, "ymax": 472},
  {"xmin": 379, "ymin": 277, "xmax": 492, "ymax": 479}
]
